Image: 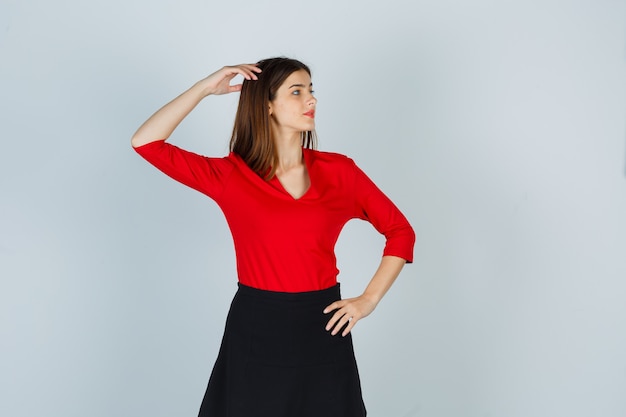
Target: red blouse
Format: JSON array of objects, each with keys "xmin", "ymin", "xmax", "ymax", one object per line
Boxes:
[{"xmin": 134, "ymin": 140, "xmax": 414, "ymax": 292}]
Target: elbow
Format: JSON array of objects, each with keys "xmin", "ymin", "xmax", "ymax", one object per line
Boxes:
[
  {"xmin": 131, "ymin": 134, "xmax": 166, "ymax": 148},
  {"xmin": 130, "ymin": 134, "xmax": 143, "ymax": 148},
  {"xmin": 385, "ymin": 224, "xmax": 416, "ymax": 263}
]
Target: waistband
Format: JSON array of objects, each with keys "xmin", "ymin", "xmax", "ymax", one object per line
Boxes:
[{"xmin": 236, "ymin": 282, "xmax": 341, "ymax": 302}]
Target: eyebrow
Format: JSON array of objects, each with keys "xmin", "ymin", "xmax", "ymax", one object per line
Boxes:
[{"xmin": 288, "ymin": 83, "xmax": 313, "ymax": 88}]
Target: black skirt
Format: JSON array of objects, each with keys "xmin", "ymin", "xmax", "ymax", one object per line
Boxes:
[{"xmin": 198, "ymin": 283, "xmax": 367, "ymax": 417}]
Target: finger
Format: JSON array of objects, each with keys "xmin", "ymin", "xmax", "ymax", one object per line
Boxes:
[
  {"xmin": 328, "ymin": 308, "xmax": 353, "ymax": 334},
  {"xmin": 324, "ymin": 312, "xmax": 338, "ymax": 331},
  {"xmin": 230, "ymin": 69, "xmax": 253, "ymax": 81},
  {"xmin": 325, "ymin": 308, "xmax": 345, "ymax": 331},
  {"xmin": 323, "ymin": 303, "xmax": 336, "ymax": 314},
  {"xmin": 342, "ymin": 316, "xmax": 357, "ymax": 337},
  {"xmin": 228, "ymin": 84, "xmax": 243, "ymax": 92},
  {"xmin": 323, "ymin": 300, "xmax": 346, "ymax": 314},
  {"xmin": 231, "ymin": 65, "xmax": 261, "ymax": 80},
  {"xmin": 331, "ymin": 313, "xmax": 354, "ymax": 336},
  {"xmin": 221, "ymin": 66, "xmax": 253, "ymax": 81},
  {"xmin": 237, "ymin": 63, "xmax": 262, "ymax": 73},
  {"xmin": 237, "ymin": 70, "xmax": 254, "ymax": 81}
]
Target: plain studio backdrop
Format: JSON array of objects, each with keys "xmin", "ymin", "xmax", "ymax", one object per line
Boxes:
[{"xmin": 1, "ymin": 1, "xmax": 625, "ymax": 416}]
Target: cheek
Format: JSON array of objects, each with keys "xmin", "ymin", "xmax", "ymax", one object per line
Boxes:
[{"xmin": 274, "ymin": 103, "xmax": 296, "ymax": 120}]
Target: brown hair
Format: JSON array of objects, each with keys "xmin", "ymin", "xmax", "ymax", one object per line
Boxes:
[{"xmin": 229, "ymin": 57, "xmax": 317, "ymax": 179}]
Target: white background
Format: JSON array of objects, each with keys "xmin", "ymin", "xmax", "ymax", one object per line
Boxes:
[{"xmin": 1, "ymin": 1, "xmax": 625, "ymax": 416}]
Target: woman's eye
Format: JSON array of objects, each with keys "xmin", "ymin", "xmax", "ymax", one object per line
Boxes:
[{"xmin": 292, "ymin": 90, "xmax": 300, "ymax": 95}]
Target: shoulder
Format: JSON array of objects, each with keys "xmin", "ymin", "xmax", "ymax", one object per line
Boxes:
[{"xmin": 305, "ymin": 148, "xmax": 356, "ymax": 171}]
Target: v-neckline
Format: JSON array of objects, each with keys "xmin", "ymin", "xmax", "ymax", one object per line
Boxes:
[{"xmin": 272, "ymin": 148, "xmax": 312, "ymax": 201}]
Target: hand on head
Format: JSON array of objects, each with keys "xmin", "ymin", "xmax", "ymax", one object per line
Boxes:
[{"xmin": 200, "ymin": 64, "xmax": 262, "ymax": 96}]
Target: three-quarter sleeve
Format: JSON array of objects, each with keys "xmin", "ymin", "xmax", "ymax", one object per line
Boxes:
[
  {"xmin": 134, "ymin": 140, "xmax": 235, "ymax": 201},
  {"xmin": 351, "ymin": 160, "xmax": 415, "ymax": 263}
]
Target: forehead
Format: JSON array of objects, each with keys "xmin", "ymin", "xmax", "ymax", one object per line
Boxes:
[{"xmin": 279, "ymin": 69, "xmax": 312, "ymax": 89}]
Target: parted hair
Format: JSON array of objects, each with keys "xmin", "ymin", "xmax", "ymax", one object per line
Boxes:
[{"xmin": 229, "ymin": 57, "xmax": 317, "ymax": 179}]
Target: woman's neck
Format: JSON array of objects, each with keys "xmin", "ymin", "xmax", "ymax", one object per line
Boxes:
[{"xmin": 274, "ymin": 132, "xmax": 304, "ymax": 172}]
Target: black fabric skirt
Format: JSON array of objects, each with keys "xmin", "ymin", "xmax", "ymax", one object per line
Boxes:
[{"xmin": 198, "ymin": 283, "xmax": 367, "ymax": 417}]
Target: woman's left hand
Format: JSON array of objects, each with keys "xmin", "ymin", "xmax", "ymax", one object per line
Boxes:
[{"xmin": 323, "ymin": 295, "xmax": 378, "ymax": 337}]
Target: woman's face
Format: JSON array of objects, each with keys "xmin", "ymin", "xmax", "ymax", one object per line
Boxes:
[{"xmin": 268, "ymin": 69, "xmax": 317, "ymax": 137}]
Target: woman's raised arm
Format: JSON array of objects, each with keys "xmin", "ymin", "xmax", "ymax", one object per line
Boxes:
[{"xmin": 130, "ymin": 64, "xmax": 261, "ymax": 148}]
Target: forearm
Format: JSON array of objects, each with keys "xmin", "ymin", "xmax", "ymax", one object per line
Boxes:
[
  {"xmin": 361, "ymin": 255, "xmax": 407, "ymax": 306},
  {"xmin": 131, "ymin": 80, "xmax": 211, "ymax": 148}
]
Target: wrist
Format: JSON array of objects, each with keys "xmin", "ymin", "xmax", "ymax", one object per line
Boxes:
[
  {"xmin": 194, "ymin": 78, "xmax": 216, "ymax": 97},
  {"xmin": 361, "ymin": 291, "xmax": 382, "ymax": 306}
]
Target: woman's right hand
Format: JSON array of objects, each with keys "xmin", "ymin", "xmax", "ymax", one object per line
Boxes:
[{"xmin": 199, "ymin": 64, "xmax": 262, "ymax": 96}]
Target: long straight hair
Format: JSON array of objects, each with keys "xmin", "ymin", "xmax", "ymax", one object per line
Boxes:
[{"xmin": 229, "ymin": 57, "xmax": 317, "ymax": 179}]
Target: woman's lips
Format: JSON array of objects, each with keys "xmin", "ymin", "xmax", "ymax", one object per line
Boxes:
[{"xmin": 303, "ymin": 110, "xmax": 315, "ymax": 118}]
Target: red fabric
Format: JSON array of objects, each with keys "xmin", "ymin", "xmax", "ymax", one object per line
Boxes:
[{"xmin": 134, "ymin": 140, "xmax": 415, "ymax": 292}]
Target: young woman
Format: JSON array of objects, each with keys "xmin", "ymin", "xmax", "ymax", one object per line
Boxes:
[{"xmin": 131, "ymin": 57, "xmax": 415, "ymax": 417}]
